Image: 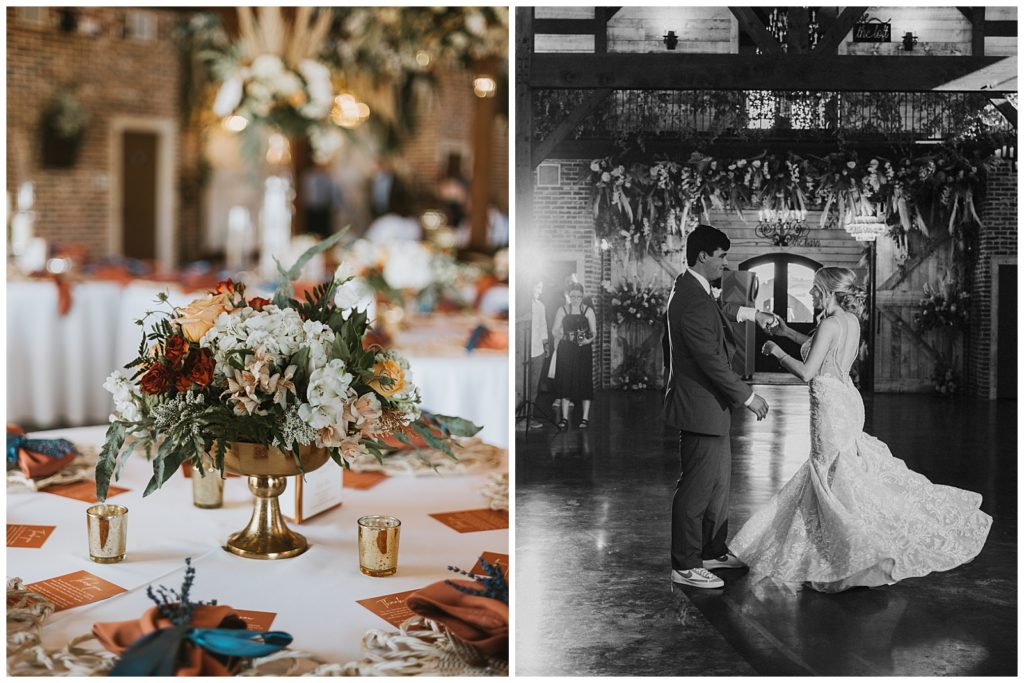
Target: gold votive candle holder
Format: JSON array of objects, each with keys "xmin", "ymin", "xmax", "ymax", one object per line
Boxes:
[
  {"xmin": 192, "ymin": 462, "xmax": 224, "ymax": 509},
  {"xmin": 357, "ymin": 515, "xmax": 401, "ymax": 577},
  {"xmin": 86, "ymin": 503, "xmax": 128, "ymax": 564}
]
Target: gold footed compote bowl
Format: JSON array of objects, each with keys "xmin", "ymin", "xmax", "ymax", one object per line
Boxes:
[{"xmin": 220, "ymin": 442, "xmax": 330, "ymax": 560}]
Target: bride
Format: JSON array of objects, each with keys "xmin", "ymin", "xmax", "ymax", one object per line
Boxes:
[{"xmin": 729, "ymin": 266, "xmax": 991, "ymax": 593}]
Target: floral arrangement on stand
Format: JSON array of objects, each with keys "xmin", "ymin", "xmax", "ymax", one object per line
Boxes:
[
  {"xmin": 97, "ymin": 237, "xmax": 478, "ymax": 499},
  {"xmin": 588, "ymin": 147, "xmax": 992, "ymax": 269},
  {"xmin": 930, "ymin": 361, "xmax": 961, "ymax": 397},
  {"xmin": 913, "ymin": 272, "xmax": 969, "ymax": 397},
  {"xmin": 601, "ymin": 279, "xmax": 668, "ymax": 327},
  {"xmin": 182, "ymin": 7, "xmax": 507, "ymax": 161},
  {"xmin": 602, "ymin": 278, "xmax": 668, "ymax": 391}
]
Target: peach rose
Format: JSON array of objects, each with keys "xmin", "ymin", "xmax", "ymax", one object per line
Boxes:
[
  {"xmin": 174, "ymin": 292, "xmax": 233, "ymax": 343},
  {"xmin": 368, "ymin": 359, "xmax": 406, "ymax": 397},
  {"xmin": 346, "ymin": 392, "xmax": 383, "ymax": 434}
]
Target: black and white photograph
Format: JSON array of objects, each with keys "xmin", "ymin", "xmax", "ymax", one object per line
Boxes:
[{"xmin": 515, "ymin": 6, "xmax": 1017, "ymax": 676}]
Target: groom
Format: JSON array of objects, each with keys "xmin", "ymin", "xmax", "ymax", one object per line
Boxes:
[{"xmin": 663, "ymin": 224, "xmax": 773, "ymax": 589}]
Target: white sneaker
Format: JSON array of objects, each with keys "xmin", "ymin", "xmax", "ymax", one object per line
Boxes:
[
  {"xmin": 670, "ymin": 567, "xmax": 725, "ymax": 589},
  {"xmin": 703, "ymin": 552, "xmax": 745, "ymax": 570}
]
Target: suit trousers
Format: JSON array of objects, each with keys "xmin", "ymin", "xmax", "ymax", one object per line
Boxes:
[{"xmin": 671, "ymin": 430, "xmax": 731, "ymax": 570}]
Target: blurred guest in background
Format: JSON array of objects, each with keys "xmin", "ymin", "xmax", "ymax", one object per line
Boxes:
[{"xmin": 301, "ymin": 163, "xmax": 343, "ymax": 238}]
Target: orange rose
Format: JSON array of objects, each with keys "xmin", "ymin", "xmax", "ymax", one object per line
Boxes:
[
  {"xmin": 214, "ymin": 279, "xmax": 236, "ymax": 295},
  {"xmin": 140, "ymin": 363, "xmax": 171, "ymax": 395},
  {"xmin": 368, "ymin": 359, "xmax": 406, "ymax": 397},
  {"xmin": 174, "ymin": 292, "xmax": 233, "ymax": 343},
  {"xmin": 248, "ymin": 297, "xmax": 271, "ymax": 311}
]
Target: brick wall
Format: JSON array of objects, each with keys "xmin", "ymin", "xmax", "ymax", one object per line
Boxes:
[
  {"xmin": 966, "ymin": 158, "xmax": 1017, "ymax": 398},
  {"xmin": 401, "ymin": 67, "xmax": 510, "ymax": 212},
  {"xmin": 528, "ymin": 159, "xmax": 611, "ymax": 388},
  {"xmin": 6, "ymin": 7, "xmax": 200, "ymax": 262}
]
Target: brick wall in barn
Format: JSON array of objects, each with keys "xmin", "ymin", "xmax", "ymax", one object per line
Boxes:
[
  {"xmin": 6, "ymin": 7, "xmax": 201, "ymax": 262},
  {"xmin": 967, "ymin": 158, "xmax": 1018, "ymax": 399}
]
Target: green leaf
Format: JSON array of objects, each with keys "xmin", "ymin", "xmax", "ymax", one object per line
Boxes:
[
  {"xmin": 279, "ymin": 227, "xmax": 349, "ymax": 283},
  {"xmin": 95, "ymin": 422, "xmax": 127, "ymax": 501},
  {"xmin": 428, "ymin": 413, "xmax": 482, "ymax": 438},
  {"xmin": 144, "ymin": 443, "xmax": 191, "ymax": 497},
  {"xmin": 332, "ymin": 331, "xmax": 351, "ymax": 362}
]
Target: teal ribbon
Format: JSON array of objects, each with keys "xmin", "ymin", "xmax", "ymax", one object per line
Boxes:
[
  {"xmin": 6, "ymin": 434, "xmax": 76, "ymax": 465},
  {"xmin": 109, "ymin": 625, "xmax": 292, "ymax": 676}
]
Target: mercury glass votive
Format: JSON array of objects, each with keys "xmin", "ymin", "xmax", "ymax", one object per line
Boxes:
[
  {"xmin": 191, "ymin": 464, "xmax": 225, "ymax": 509},
  {"xmin": 357, "ymin": 515, "xmax": 401, "ymax": 577},
  {"xmin": 86, "ymin": 504, "xmax": 128, "ymax": 563}
]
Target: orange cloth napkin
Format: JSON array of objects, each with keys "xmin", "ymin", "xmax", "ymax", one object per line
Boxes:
[
  {"xmin": 476, "ymin": 329, "xmax": 509, "ymax": 351},
  {"xmin": 6, "ymin": 424, "xmax": 78, "ymax": 479},
  {"xmin": 93, "ymin": 605, "xmax": 245, "ymax": 676},
  {"xmin": 406, "ymin": 579, "xmax": 509, "ymax": 658}
]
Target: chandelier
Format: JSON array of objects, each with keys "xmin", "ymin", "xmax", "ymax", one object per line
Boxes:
[
  {"xmin": 756, "ymin": 208, "xmax": 808, "ymax": 246},
  {"xmin": 846, "ymin": 215, "xmax": 888, "ymax": 242}
]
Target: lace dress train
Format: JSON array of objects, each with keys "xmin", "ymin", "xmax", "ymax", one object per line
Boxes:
[{"xmin": 730, "ymin": 335, "xmax": 992, "ymax": 593}]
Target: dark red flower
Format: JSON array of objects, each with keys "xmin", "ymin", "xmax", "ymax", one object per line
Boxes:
[
  {"xmin": 139, "ymin": 363, "xmax": 171, "ymax": 395},
  {"xmin": 164, "ymin": 334, "xmax": 188, "ymax": 366},
  {"xmin": 187, "ymin": 348, "xmax": 215, "ymax": 387},
  {"xmin": 248, "ymin": 297, "xmax": 271, "ymax": 311},
  {"xmin": 174, "ymin": 373, "xmax": 193, "ymax": 393}
]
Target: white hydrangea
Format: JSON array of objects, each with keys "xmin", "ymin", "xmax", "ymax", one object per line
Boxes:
[
  {"xmin": 383, "ymin": 241, "xmax": 434, "ymax": 291},
  {"xmin": 298, "ymin": 358, "xmax": 356, "ymax": 432},
  {"xmin": 103, "ymin": 370, "xmax": 143, "ymax": 423},
  {"xmin": 202, "ymin": 306, "xmax": 306, "ymax": 369},
  {"xmin": 302, "ymin": 319, "xmax": 336, "ymax": 371},
  {"xmin": 334, "ymin": 262, "xmax": 375, "ymax": 312}
]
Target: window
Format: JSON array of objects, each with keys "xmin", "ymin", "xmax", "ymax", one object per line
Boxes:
[
  {"xmin": 536, "ymin": 163, "xmax": 561, "ymax": 187},
  {"xmin": 124, "ymin": 11, "xmax": 157, "ymax": 42}
]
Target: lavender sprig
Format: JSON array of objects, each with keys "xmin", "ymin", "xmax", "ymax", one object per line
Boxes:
[
  {"xmin": 145, "ymin": 557, "xmax": 218, "ymax": 625},
  {"xmin": 445, "ymin": 557, "xmax": 508, "ymax": 605}
]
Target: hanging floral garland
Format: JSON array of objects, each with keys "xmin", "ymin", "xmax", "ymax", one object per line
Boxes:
[{"xmin": 589, "ymin": 147, "xmax": 993, "ymax": 268}]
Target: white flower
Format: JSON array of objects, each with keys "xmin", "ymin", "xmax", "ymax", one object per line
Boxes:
[
  {"xmin": 591, "ymin": 160, "xmax": 602, "ymax": 172},
  {"xmin": 601, "ymin": 172, "xmax": 611, "ymax": 182},
  {"xmin": 103, "ymin": 370, "xmax": 142, "ymax": 422},
  {"xmin": 334, "ymin": 275, "xmax": 374, "ymax": 312},
  {"xmin": 465, "ymin": 11, "xmax": 487, "ymax": 36},
  {"xmin": 213, "ymin": 76, "xmax": 244, "ymax": 117},
  {"xmin": 297, "ymin": 59, "xmax": 333, "ymax": 118},
  {"xmin": 299, "ymin": 358, "xmax": 356, "ymax": 432},
  {"xmin": 309, "ymin": 125, "xmax": 344, "ymax": 164},
  {"xmin": 711, "ymin": 286, "xmax": 722, "ymax": 300},
  {"xmin": 250, "ymin": 54, "xmax": 285, "ymax": 80},
  {"xmin": 382, "ymin": 241, "xmax": 434, "ymax": 292}
]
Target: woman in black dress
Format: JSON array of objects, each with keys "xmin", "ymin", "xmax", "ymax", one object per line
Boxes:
[{"xmin": 552, "ymin": 282, "xmax": 596, "ymax": 430}]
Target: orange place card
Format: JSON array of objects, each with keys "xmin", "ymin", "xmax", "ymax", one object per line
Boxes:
[
  {"xmin": 429, "ymin": 508, "xmax": 509, "ymax": 533},
  {"xmin": 471, "ymin": 551, "xmax": 510, "ymax": 579},
  {"xmin": 233, "ymin": 609, "xmax": 277, "ymax": 632},
  {"xmin": 43, "ymin": 481, "xmax": 129, "ymax": 503},
  {"xmin": 7, "ymin": 524, "xmax": 56, "ymax": 548},
  {"xmin": 357, "ymin": 589, "xmax": 420, "ymax": 628},
  {"xmin": 26, "ymin": 570, "xmax": 127, "ymax": 612},
  {"xmin": 343, "ymin": 470, "xmax": 389, "ymax": 490}
]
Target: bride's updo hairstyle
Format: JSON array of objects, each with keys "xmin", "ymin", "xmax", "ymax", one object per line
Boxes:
[{"xmin": 813, "ymin": 267, "xmax": 867, "ymax": 317}]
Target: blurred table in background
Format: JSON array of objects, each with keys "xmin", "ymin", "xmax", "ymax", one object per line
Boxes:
[{"xmin": 7, "ymin": 280, "xmax": 508, "ymax": 446}]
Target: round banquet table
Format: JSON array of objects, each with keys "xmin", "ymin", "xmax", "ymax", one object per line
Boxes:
[
  {"xmin": 6, "ymin": 280, "xmax": 509, "ymax": 448},
  {"xmin": 7, "ymin": 426, "xmax": 508, "ymax": 667}
]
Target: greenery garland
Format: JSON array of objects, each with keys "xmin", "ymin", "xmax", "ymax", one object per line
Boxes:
[{"xmin": 589, "ymin": 147, "xmax": 993, "ymax": 274}]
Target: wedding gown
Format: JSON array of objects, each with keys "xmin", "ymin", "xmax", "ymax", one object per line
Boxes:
[{"xmin": 730, "ymin": 318, "xmax": 992, "ymax": 593}]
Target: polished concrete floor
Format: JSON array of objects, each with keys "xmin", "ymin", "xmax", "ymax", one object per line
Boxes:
[{"xmin": 515, "ymin": 386, "xmax": 1017, "ymax": 676}]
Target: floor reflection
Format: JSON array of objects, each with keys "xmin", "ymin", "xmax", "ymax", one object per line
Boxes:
[{"xmin": 516, "ymin": 387, "xmax": 1017, "ymax": 675}]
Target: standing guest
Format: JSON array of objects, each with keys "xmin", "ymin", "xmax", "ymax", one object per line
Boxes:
[
  {"xmin": 527, "ymin": 280, "xmax": 550, "ymax": 428},
  {"xmin": 300, "ymin": 164, "xmax": 343, "ymax": 238},
  {"xmin": 552, "ymin": 282, "xmax": 596, "ymax": 430}
]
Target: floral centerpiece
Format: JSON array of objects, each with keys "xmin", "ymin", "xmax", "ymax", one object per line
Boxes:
[{"xmin": 97, "ymin": 235, "xmax": 478, "ymax": 501}]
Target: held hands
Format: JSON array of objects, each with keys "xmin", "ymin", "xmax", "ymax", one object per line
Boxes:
[
  {"xmin": 767, "ymin": 314, "xmax": 790, "ymax": 338},
  {"xmin": 746, "ymin": 393, "xmax": 769, "ymax": 421},
  {"xmin": 754, "ymin": 311, "xmax": 779, "ymax": 334},
  {"xmin": 761, "ymin": 341, "xmax": 784, "ymax": 359}
]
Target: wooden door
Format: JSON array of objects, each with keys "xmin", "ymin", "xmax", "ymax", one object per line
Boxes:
[
  {"xmin": 121, "ymin": 131, "xmax": 158, "ymax": 260},
  {"xmin": 873, "ymin": 235, "xmax": 961, "ymax": 392},
  {"xmin": 740, "ymin": 254, "xmax": 822, "ymax": 372}
]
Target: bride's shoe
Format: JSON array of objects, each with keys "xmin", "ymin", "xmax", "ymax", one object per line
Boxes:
[{"xmin": 703, "ymin": 552, "xmax": 745, "ymax": 570}]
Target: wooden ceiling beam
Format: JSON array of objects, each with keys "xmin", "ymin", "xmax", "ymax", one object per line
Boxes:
[
  {"xmin": 529, "ymin": 53, "xmax": 1009, "ymax": 92},
  {"xmin": 729, "ymin": 7, "xmax": 784, "ymax": 56},
  {"xmin": 787, "ymin": 7, "xmax": 810, "ymax": 54},
  {"xmin": 812, "ymin": 8, "xmax": 866, "ymax": 55},
  {"xmin": 957, "ymin": 7, "xmax": 974, "ymax": 23},
  {"xmin": 533, "ymin": 18, "xmax": 600, "ymax": 35},
  {"xmin": 985, "ymin": 21, "xmax": 1017, "ymax": 37},
  {"xmin": 988, "ymin": 96, "xmax": 1017, "ymax": 129},
  {"xmin": 972, "ymin": 6, "xmax": 985, "ymax": 57}
]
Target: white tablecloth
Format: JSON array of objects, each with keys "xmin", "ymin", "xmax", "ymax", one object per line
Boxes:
[
  {"xmin": 8, "ymin": 426, "xmax": 508, "ymax": 666},
  {"xmin": 6, "ymin": 280, "xmax": 509, "ymax": 447}
]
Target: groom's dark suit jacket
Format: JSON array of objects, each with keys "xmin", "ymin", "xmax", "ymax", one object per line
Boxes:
[{"xmin": 662, "ymin": 271, "xmax": 753, "ymax": 436}]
